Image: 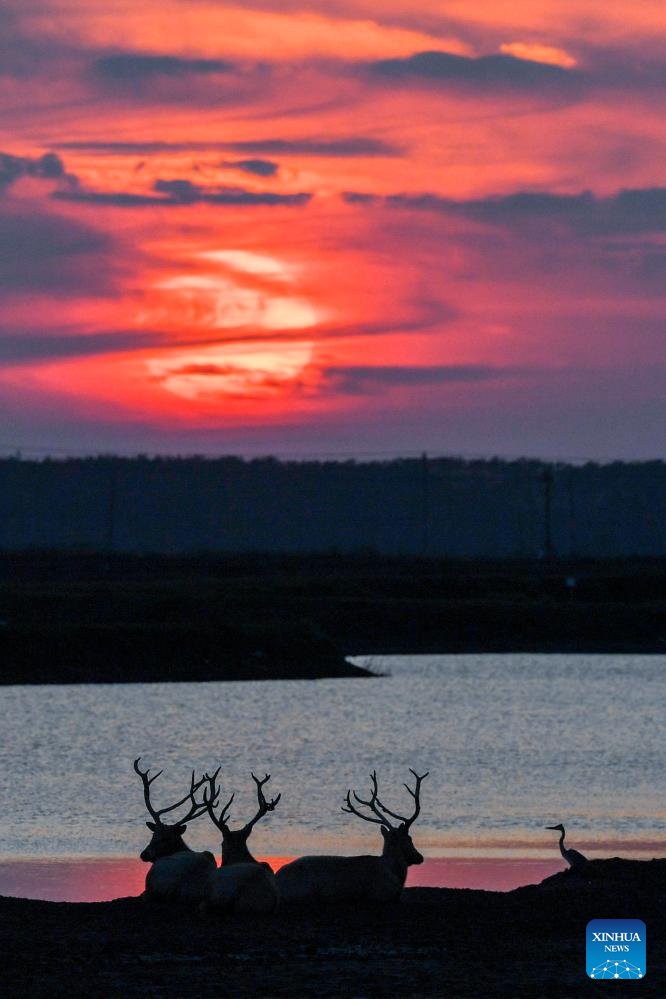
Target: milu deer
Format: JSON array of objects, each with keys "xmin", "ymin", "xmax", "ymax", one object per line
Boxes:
[
  {"xmin": 202, "ymin": 770, "xmax": 281, "ymax": 914},
  {"xmin": 134, "ymin": 757, "xmax": 219, "ymax": 903},
  {"xmin": 275, "ymin": 769, "xmax": 428, "ymax": 904}
]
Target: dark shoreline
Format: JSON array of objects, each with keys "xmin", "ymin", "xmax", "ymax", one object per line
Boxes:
[
  {"xmin": 2, "ymin": 552, "xmax": 665, "ymax": 684},
  {"xmin": 0, "ymin": 633, "xmax": 372, "ymax": 685},
  {"xmin": 2, "ymin": 858, "xmax": 663, "ymax": 997}
]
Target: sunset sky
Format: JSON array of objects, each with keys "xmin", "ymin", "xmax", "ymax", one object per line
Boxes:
[{"xmin": 2, "ymin": 0, "xmax": 665, "ymax": 458}]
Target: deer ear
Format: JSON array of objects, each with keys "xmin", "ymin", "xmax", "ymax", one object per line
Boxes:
[
  {"xmin": 380, "ymin": 825, "xmax": 389, "ymax": 839},
  {"xmin": 176, "ymin": 823, "xmax": 187, "ymax": 834},
  {"xmin": 146, "ymin": 821, "xmax": 157, "ymax": 831}
]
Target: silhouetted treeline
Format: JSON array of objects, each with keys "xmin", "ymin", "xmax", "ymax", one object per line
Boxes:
[{"xmin": 0, "ymin": 455, "xmax": 665, "ymax": 556}]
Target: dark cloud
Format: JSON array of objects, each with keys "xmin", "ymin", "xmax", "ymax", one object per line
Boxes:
[
  {"xmin": 343, "ymin": 187, "xmax": 666, "ymax": 236},
  {"xmin": 225, "ymin": 137, "xmax": 400, "ymax": 157},
  {"xmin": 0, "ymin": 209, "xmax": 115, "ymax": 296},
  {"xmin": 321, "ymin": 364, "xmax": 531, "ymax": 394},
  {"xmin": 92, "ymin": 54, "xmax": 234, "ymax": 80},
  {"xmin": 153, "ymin": 179, "xmax": 310, "ymax": 205},
  {"xmin": 54, "ymin": 179, "xmax": 311, "ymax": 207},
  {"xmin": 52, "ymin": 190, "xmax": 163, "ymax": 207},
  {"xmin": 221, "ymin": 158, "xmax": 279, "ymax": 177},
  {"xmin": 0, "ymin": 7, "xmax": 80, "ymax": 79},
  {"xmin": 368, "ymin": 50, "xmax": 578, "ymax": 93},
  {"xmin": 580, "ymin": 46, "xmax": 666, "ymax": 95},
  {"xmin": 0, "ymin": 330, "xmax": 166, "ymax": 364},
  {"xmin": 87, "ymin": 51, "xmax": 259, "ymax": 107},
  {"xmin": 342, "ymin": 191, "xmax": 377, "ymax": 205},
  {"xmin": 58, "ymin": 137, "xmax": 402, "ymax": 157},
  {"xmin": 153, "ymin": 179, "xmax": 203, "ymax": 203},
  {"xmin": 0, "ymin": 151, "xmax": 77, "ymax": 192},
  {"xmin": 367, "ymin": 43, "xmax": 666, "ymax": 106},
  {"xmin": 596, "ymin": 188, "xmax": 666, "ymax": 235},
  {"xmin": 158, "ymin": 364, "xmax": 238, "ymax": 377}
]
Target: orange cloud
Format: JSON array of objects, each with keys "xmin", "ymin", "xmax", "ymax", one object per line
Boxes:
[
  {"xmin": 0, "ymin": 0, "xmax": 664, "ymax": 456},
  {"xmin": 499, "ymin": 42, "xmax": 576, "ymax": 69}
]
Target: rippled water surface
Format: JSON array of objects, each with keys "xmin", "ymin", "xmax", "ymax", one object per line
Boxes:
[{"xmin": 0, "ymin": 655, "xmax": 664, "ymax": 867}]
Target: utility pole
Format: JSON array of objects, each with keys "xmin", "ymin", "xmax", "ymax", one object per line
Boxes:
[
  {"xmin": 567, "ymin": 470, "xmax": 577, "ymax": 557},
  {"xmin": 106, "ymin": 461, "xmax": 118, "ymax": 555},
  {"xmin": 542, "ymin": 465, "xmax": 554, "ymax": 559},
  {"xmin": 420, "ymin": 451, "xmax": 430, "ymax": 556}
]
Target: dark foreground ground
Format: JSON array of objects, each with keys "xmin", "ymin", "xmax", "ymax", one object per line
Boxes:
[
  {"xmin": 2, "ymin": 553, "xmax": 666, "ymax": 684},
  {"xmin": 1, "ymin": 859, "xmax": 663, "ymax": 998}
]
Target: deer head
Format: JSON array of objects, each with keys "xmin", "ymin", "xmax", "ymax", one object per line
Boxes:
[
  {"xmin": 203, "ymin": 771, "xmax": 281, "ymax": 865},
  {"xmin": 342, "ymin": 768, "xmax": 429, "ymax": 872},
  {"xmin": 133, "ymin": 757, "xmax": 217, "ymax": 862}
]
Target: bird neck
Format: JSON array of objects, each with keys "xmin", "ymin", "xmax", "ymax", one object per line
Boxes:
[{"xmin": 559, "ymin": 830, "xmax": 566, "ymax": 855}]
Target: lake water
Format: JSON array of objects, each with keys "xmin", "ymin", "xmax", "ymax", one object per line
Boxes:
[{"xmin": 0, "ymin": 654, "xmax": 664, "ymax": 900}]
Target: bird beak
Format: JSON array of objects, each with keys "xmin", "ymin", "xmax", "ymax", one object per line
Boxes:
[{"xmin": 545, "ymin": 825, "xmax": 558, "ymax": 830}]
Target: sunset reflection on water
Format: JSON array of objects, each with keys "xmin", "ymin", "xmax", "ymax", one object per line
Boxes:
[{"xmin": 0, "ymin": 856, "xmax": 568, "ymax": 902}]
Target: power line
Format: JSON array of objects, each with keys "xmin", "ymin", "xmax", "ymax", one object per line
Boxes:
[
  {"xmin": 0, "ymin": 449, "xmax": 651, "ymax": 464},
  {"xmin": 0, "ymin": 442, "xmax": 662, "ymax": 464}
]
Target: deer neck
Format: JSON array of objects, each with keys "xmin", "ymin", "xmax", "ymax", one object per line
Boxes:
[
  {"xmin": 221, "ymin": 837, "xmax": 256, "ymax": 866},
  {"xmin": 381, "ymin": 837, "xmax": 409, "ymax": 886},
  {"xmin": 169, "ymin": 833, "xmax": 193, "ymax": 855}
]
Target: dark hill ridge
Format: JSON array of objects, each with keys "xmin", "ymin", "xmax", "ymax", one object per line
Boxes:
[{"xmin": 1, "ymin": 859, "xmax": 663, "ymax": 997}]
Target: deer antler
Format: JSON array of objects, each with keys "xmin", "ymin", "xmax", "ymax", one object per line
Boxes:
[
  {"xmin": 342, "ymin": 771, "xmax": 392, "ymax": 827},
  {"xmin": 400, "ymin": 769, "xmax": 429, "ymax": 830},
  {"xmin": 241, "ymin": 773, "xmax": 281, "ymax": 835},
  {"xmin": 203, "ymin": 770, "xmax": 280, "ymax": 835},
  {"xmin": 342, "ymin": 769, "xmax": 429, "ymax": 830},
  {"xmin": 203, "ymin": 769, "xmax": 235, "ymax": 833},
  {"xmin": 133, "ymin": 757, "xmax": 211, "ymax": 826}
]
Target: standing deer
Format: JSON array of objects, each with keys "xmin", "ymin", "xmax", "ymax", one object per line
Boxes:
[
  {"xmin": 202, "ymin": 770, "xmax": 281, "ymax": 913},
  {"xmin": 134, "ymin": 757, "xmax": 218, "ymax": 903},
  {"xmin": 276, "ymin": 769, "xmax": 428, "ymax": 904}
]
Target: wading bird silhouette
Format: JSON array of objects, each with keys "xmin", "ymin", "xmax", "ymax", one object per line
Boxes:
[{"xmin": 546, "ymin": 822, "xmax": 588, "ymax": 869}]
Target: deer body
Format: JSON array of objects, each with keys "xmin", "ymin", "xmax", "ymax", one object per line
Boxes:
[
  {"xmin": 208, "ymin": 862, "xmax": 278, "ymax": 913},
  {"xmin": 277, "ymin": 854, "xmax": 404, "ymax": 904},
  {"xmin": 203, "ymin": 771, "xmax": 281, "ymax": 914},
  {"xmin": 145, "ymin": 848, "xmax": 217, "ymax": 902},
  {"xmin": 276, "ymin": 769, "xmax": 428, "ymax": 906},
  {"xmin": 134, "ymin": 757, "xmax": 217, "ymax": 904}
]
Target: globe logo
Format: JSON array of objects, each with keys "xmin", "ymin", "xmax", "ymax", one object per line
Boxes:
[{"xmin": 590, "ymin": 958, "xmax": 643, "ymax": 979}]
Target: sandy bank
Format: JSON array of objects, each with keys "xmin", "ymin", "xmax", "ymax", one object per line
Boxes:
[{"xmin": 2, "ymin": 858, "xmax": 663, "ymax": 997}]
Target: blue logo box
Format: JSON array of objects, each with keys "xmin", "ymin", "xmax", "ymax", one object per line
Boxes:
[{"xmin": 587, "ymin": 919, "xmax": 646, "ymax": 980}]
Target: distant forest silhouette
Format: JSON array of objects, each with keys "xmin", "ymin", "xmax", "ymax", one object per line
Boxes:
[{"xmin": 1, "ymin": 455, "xmax": 665, "ymax": 557}]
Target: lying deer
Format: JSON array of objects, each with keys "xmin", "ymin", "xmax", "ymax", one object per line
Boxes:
[
  {"xmin": 202, "ymin": 770, "xmax": 281, "ymax": 914},
  {"xmin": 275, "ymin": 768, "xmax": 428, "ymax": 904},
  {"xmin": 134, "ymin": 757, "xmax": 219, "ymax": 903}
]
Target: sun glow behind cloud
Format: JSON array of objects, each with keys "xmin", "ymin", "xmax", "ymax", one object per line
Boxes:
[
  {"xmin": 154, "ymin": 274, "xmax": 319, "ymax": 331},
  {"xmin": 498, "ymin": 42, "xmax": 577, "ymax": 68},
  {"xmin": 197, "ymin": 250, "xmax": 298, "ymax": 279},
  {"xmin": 146, "ymin": 341, "xmax": 315, "ymax": 400},
  {"xmin": 151, "ymin": 244, "xmax": 322, "ymax": 335}
]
